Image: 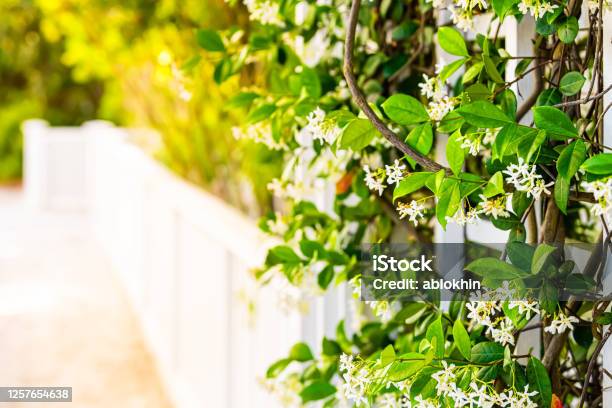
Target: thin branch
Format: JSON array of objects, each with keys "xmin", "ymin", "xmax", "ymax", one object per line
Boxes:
[
  {"xmin": 554, "ymin": 84, "xmax": 612, "ymax": 108},
  {"xmin": 343, "ymin": 0, "xmax": 446, "ymax": 173},
  {"xmin": 578, "ymin": 325, "xmax": 612, "ymax": 408}
]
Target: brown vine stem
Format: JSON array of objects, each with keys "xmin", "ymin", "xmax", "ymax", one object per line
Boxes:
[
  {"xmin": 554, "ymin": 84, "xmax": 612, "ymax": 108},
  {"xmin": 578, "ymin": 325, "xmax": 612, "ymax": 408},
  {"xmin": 343, "ymin": 0, "xmax": 446, "ymax": 173}
]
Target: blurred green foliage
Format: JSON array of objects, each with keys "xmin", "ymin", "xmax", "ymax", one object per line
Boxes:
[{"xmin": 0, "ymin": 0, "xmax": 280, "ymax": 213}]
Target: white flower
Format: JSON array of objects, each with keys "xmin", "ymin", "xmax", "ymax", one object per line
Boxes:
[
  {"xmin": 342, "ymin": 368, "xmax": 370, "ymax": 406},
  {"xmin": 364, "ymin": 165, "xmax": 387, "ymax": 196},
  {"xmin": 414, "ymin": 395, "xmax": 437, "ymax": 408},
  {"xmin": 545, "ymin": 313, "xmax": 579, "ymax": 334},
  {"xmin": 457, "ymin": 133, "xmax": 482, "ymax": 156},
  {"xmin": 508, "ymin": 300, "xmax": 540, "ymax": 319},
  {"xmin": 427, "ymin": 96, "xmax": 456, "ymax": 121},
  {"xmin": 418, "ymin": 74, "xmax": 446, "ymax": 101},
  {"xmin": 470, "ymin": 382, "xmax": 496, "ymax": 408},
  {"xmin": 339, "ymin": 353, "xmax": 355, "ymax": 372},
  {"xmin": 365, "ymin": 300, "xmax": 394, "ymax": 322},
  {"xmin": 432, "ymin": 361, "xmax": 456, "ymax": 396},
  {"xmin": 503, "ymin": 159, "xmax": 551, "ymax": 199},
  {"xmin": 447, "ymin": 208, "xmax": 480, "ymax": 226},
  {"xmin": 301, "ymin": 107, "xmax": 341, "ymax": 145},
  {"xmin": 517, "ymin": 0, "xmax": 558, "ymax": 18},
  {"xmin": 450, "ymin": 6, "xmax": 474, "ymax": 32},
  {"xmin": 489, "ymin": 317, "xmax": 515, "ymax": 346},
  {"xmin": 584, "ymin": 178, "xmax": 612, "ymax": 221},
  {"xmin": 529, "ymin": 178, "xmax": 554, "ymax": 200},
  {"xmin": 478, "ymin": 195, "xmax": 510, "ymax": 219},
  {"xmin": 397, "ymin": 200, "xmax": 426, "ymax": 226},
  {"xmin": 466, "ymin": 301, "xmax": 499, "ymax": 327},
  {"xmin": 385, "ymin": 160, "xmax": 406, "ymax": 186},
  {"xmin": 243, "ymin": 0, "xmax": 284, "ymax": 26}
]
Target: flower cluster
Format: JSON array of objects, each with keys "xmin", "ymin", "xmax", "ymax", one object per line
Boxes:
[
  {"xmin": 300, "ymin": 107, "xmax": 342, "ymax": 145},
  {"xmin": 363, "ymin": 160, "xmax": 406, "ymax": 196},
  {"xmin": 242, "ymin": 0, "xmax": 284, "ymax": 26},
  {"xmin": 447, "ymin": 207, "xmax": 480, "ymax": 226},
  {"xmin": 517, "ymin": 0, "xmax": 558, "ymax": 18},
  {"xmin": 418, "ymin": 74, "xmax": 457, "ymax": 121},
  {"xmin": 478, "ymin": 195, "xmax": 510, "ymax": 219},
  {"xmin": 339, "ymin": 354, "xmax": 371, "ymax": 406},
  {"xmin": 544, "ymin": 313, "xmax": 580, "ymax": 335},
  {"xmin": 431, "ymin": 362, "xmax": 539, "ymax": 407},
  {"xmin": 584, "ymin": 178, "xmax": 612, "ymax": 222},
  {"xmin": 233, "ymin": 122, "xmax": 286, "ymax": 150},
  {"xmin": 397, "ymin": 200, "xmax": 426, "ymax": 226},
  {"xmin": 503, "ymin": 159, "xmax": 553, "ymax": 200}
]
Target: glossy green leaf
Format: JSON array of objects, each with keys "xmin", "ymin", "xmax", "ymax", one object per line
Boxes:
[
  {"xmin": 531, "ymin": 243, "xmax": 557, "ymax": 275},
  {"xmin": 290, "ymin": 342, "xmax": 314, "ymax": 361},
  {"xmin": 558, "ymin": 17, "xmax": 579, "ymax": 44},
  {"xmin": 581, "ymin": 153, "xmax": 612, "ymax": 175},
  {"xmin": 557, "ymin": 140, "xmax": 586, "ymax": 179},
  {"xmin": 533, "ymin": 106, "xmax": 577, "ymax": 139},
  {"xmin": 453, "ymin": 320, "xmax": 471, "ymax": 360},
  {"xmin": 559, "ymin": 71, "xmax": 586, "ymax": 96},
  {"xmin": 382, "ymin": 94, "xmax": 430, "ymax": 125},
  {"xmin": 393, "ymin": 172, "xmax": 433, "ymax": 201},
  {"xmin": 554, "ymin": 176, "xmax": 570, "ymax": 214},
  {"xmin": 458, "ymin": 101, "xmax": 513, "ymax": 128},
  {"xmin": 300, "ymin": 381, "xmax": 337, "ymax": 402},
  {"xmin": 483, "ymin": 54, "xmax": 504, "ymax": 83},
  {"xmin": 527, "ymin": 357, "xmax": 552, "ymax": 407},
  {"xmin": 471, "ymin": 342, "xmax": 505, "ymax": 363},
  {"xmin": 446, "ymin": 131, "xmax": 465, "ymax": 176},
  {"xmin": 482, "ymin": 171, "xmax": 505, "ymax": 197},
  {"xmin": 406, "ymin": 123, "xmax": 433, "ymax": 154},
  {"xmin": 438, "ymin": 27, "xmax": 469, "ymax": 57},
  {"xmin": 340, "ymin": 119, "xmax": 378, "ymax": 150}
]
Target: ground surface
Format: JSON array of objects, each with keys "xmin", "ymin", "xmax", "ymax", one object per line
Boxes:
[{"xmin": 0, "ymin": 188, "xmax": 172, "ymax": 408}]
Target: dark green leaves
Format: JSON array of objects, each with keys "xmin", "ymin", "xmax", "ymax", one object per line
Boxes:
[
  {"xmin": 465, "ymin": 258, "xmax": 528, "ymax": 287},
  {"xmin": 437, "ymin": 27, "xmax": 469, "ymax": 57},
  {"xmin": 581, "ymin": 153, "xmax": 612, "ymax": 175},
  {"xmin": 531, "ymin": 244, "xmax": 557, "ymax": 275},
  {"xmin": 340, "ymin": 119, "xmax": 378, "ymax": 150},
  {"xmin": 457, "ymin": 101, "xmax": 513, "ymax": 128},
  {"xmin": 382, "ymin": 94, "xmax": 429, "ymax": 125},
  {"xmin": 559, "ymin": 71, "xmax": 586, "ymax": 96},
  {"xmin": 393, "ymin": 172, "xmax": 432, "ymax": 201},
  {"xmin": 527, "ymin": 357, "xmax": 552, "ymax": 407},
  {"xmin": 196, "ymin": 29, "xmax": 225, "ymax": 52},
  {"xmin": 453, "ymin": 320, "xmax": 471, "ymax": 360},
  {"xmin": 533, "ymin": 106, "xmax": 577, "ymax": 139},
  {"xmin": 471, "ymin": 342, "xmax": 504, "ymax": 363}
]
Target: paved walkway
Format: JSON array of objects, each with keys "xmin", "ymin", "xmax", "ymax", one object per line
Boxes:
[{"xmin": 0, "ymin": 188, "xmax": 172, "ymax": 408}]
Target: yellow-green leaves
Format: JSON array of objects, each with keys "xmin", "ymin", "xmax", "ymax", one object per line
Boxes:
[
  {"xmin": 299, "ymin": 382, "xmax": 336, "ymax": 403},
  {"xmin": 559, "ymin": 71, "xmax": 586, "ymax": 96},
  {"xmin": 382, "ymin": 94, "xmax": 430, "ymax": 125},
  {"xmin": 446, "ymin": 131, "xmax": 465, "ymax": 176},
  {"xmin": 406, "ymin": 123, "xmax": 434, "ymax": 155},
  {"xmin": 557, "ymin": 16, "xmax": 579, "ymax": 44},
  {"xmin": 557, "ymin": 140, "xmax": 586, "ymax": 180},
  {"xmin": 339, "ymin": 119, "xmax": 378, "ymax": 150},
  {"xmin": 482, "ymin": 171, "xmax": 505, "ymax": 197},
  {"xmin": 533, "ymin": 106, "xmax": 577, "ymax": 139},
  {"xmin": 437, "ymin": 27, "xmax": 469, "ymax": 57}
]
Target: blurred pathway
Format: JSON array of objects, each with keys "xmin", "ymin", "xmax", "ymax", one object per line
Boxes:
[{"xmin": 0, "ymin": 187, "xmax": 172, "ymax": 408}]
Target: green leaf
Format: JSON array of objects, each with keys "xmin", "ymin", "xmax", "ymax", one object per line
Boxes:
[
  {"xmin": 465, "ymin": 83, "xmax": 492, "ymax": 101},
  {"xmin": 406, "ymin": 123, "xmax": 433, "ymax": 155},
  {"xmin": 340, "ymin": 119, "xmax": 378, "ymax": 150},
  {"xmin": 381, "ymin": 345, "xmax": 396, "ymax": 366},
  {"xmin": 558, "ymin": 17, "xmax": 579, "ymax": 44},
  {"xmin": 554, "ymin": 177, "xmax": 570, "ymax": 214},
  {"xmin": 317, "ymin": 266, "xmax": 334, "ymax": 289},
  {"xmin": 533, "ymin": 106, "xmax": 577, "ymax": 139},
  {"xmin": 393, "ymin": 172, "xmax": 432, "ymax": 201},
  {"xmin": 322, "ymin": 338, "xmax": 341, "ymax": 356},
  {"xmin": 483, "ymin": 171, "xmax": 505, "ymax": 197},
  {"xmin": 463, "ymin": 62, "xmax": 484, "ymax": 84},
  {"xmin": 267, "ymin": 245, "xmax": 302, "ymax": 264},
  {"xmin": 453, "ymin": 320, "xmax": 471, "ymax": 360},
  {"xmin": 436, "ymin": 179, "xmax": 461, "ymax": 228},
  {"xmin": 266, "ymin": 358, "xmax": 292, "ymax": 378},
  {"xmin": 439, "ymin": 58, "xmax": 468, "ymax": 82},
  {"xmin": 300, "ymin": 381, "xmax": 336, "ymax": 402},
  {"xmin": 483, "ymin": 54, "xmax": 504, "ymax": 83},
  {"xmin": 557, "ymin": 140, "xmax": 586, "ymax": 179},
  {"xmin": 581, "ymin": 153, "xmax": 612, "ymax": 175},
  {"xmin": 471, "ymin": 342, "xmax": 505, "ymax": 363},
  {"xmin": 531, "ymin": 244, "xmax": 557, "ymax": 275},
  {"xmin": 525, "ymin": 130, "xmax": 547, "ymax": 163},
  {"xmin": 196, "ymin": 29, "xmax": 225, "ymax": 52},
  {"xmin": 438, "ymin": 27, "xmax": 469, "ymax": 56},
  {"xmin": 527, "ymin": 357, "xmax": 552, "ymax": 407},
  {"xmin": 507, "ymin": 242, "xmax": 535, "ymax": 271},
  {"xmin": 492, "ymin": 0, "xmax": 516, "ymax": 18},
  {"xmin": 426, "ymin": 317, "xmax": 445, "ymax": 358},
  {"xmin": 227, "ymin": 92, "xmax": 259, "ymax": 108},
  {"xmin": 290, "ymin": 342, "xmax": 314, "ymax": 361},
  {"xmin": 446, "ymin": 131, "xmax": 465, "ymax": 176},
  {"xmin": 410, "ymin": 369, "xmax": 438, "ymax": 401},
  {"xmin": 247, "ymin": 103, "xmax": 276, "ymax": 124},
  {"xmin": 465, "ymin": 258, "xmax": 529, "ymax": 280},
  {"xmin": 492, "ymin": 123, "xmax": 517, "ymax": 160},
  {"xmin": 537, "ymin": 88, "xmax": 562, "ymax": 106},
  {"xmin": 457, "ymin": 101, "xmax": 513, "ymax": 128},
  {"xmin": 388, "ymin": 353, "xmax": 427, "ymax": 381},
  {"xmin": 559, "ymin": 71, "xmax": 586, "ymax": 96},
  {"xmin": 382, "ymin": 94, "xmax": 430, "ymax": 125}
]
